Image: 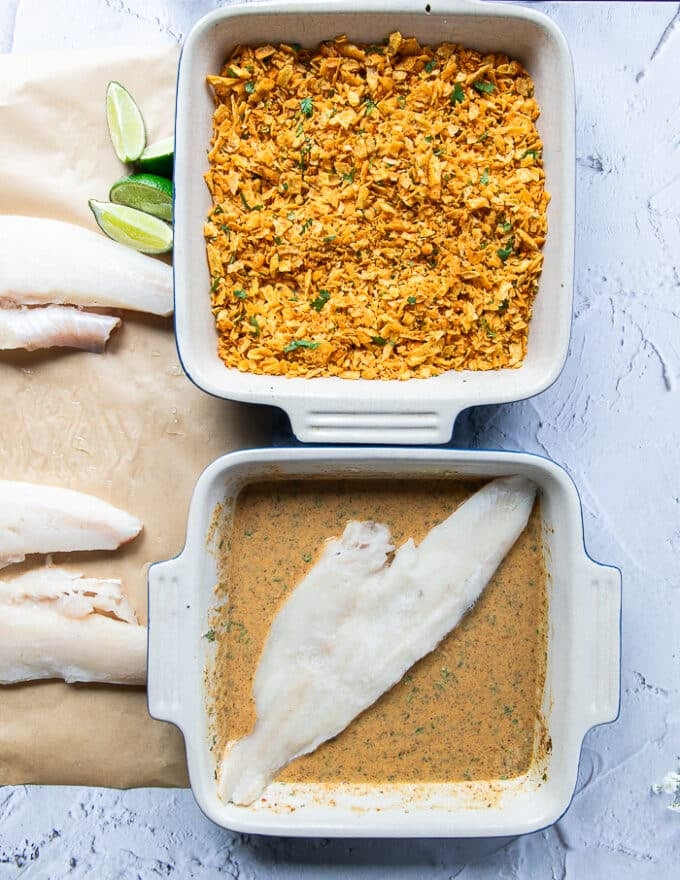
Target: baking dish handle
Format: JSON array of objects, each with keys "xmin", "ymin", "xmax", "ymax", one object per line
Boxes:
[
  {"xmin": 147, "ymin": 555, "xmax": 188, "ymax": 729},
  {"xmin": 288, "ymin": 402, "xmax": 463, "ymax": 445},
  {"xmin": 578, "ymin": 559, "xmax": 622, "ymax": 728}
]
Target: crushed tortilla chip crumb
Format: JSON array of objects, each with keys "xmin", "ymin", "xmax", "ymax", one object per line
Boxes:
[{"xmin": 204, "ymin": 33, "xmax": 549, "ymax": 380}]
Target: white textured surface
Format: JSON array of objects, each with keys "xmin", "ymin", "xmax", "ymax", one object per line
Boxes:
[{"xmin": 0, "ymin": 0, "xmax": 678, "ymax": 876}]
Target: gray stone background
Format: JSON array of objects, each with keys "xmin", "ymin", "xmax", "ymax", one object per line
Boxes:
[{"xmin": 1, "ymin": 1, "xmax": 678, "ymax": 877}]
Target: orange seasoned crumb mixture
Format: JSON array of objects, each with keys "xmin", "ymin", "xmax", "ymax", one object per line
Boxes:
[{"xmin": 204, "ymin": 33, "xmax": 549, "ymax": 380}]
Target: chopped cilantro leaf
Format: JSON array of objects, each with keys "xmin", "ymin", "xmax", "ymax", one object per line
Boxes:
[
  {"xmin": 244, "ymin": 81, "xmax": 256, "ymax": 95},
  {"xmin": 397, "ymin": 95, "xmax": 407, "ymax": 108},
  {"xmin": 249, "ymin": 316, "xmax": 260, "ymax": 336},
  {"xmin": 498, "ymin": 298, "xmax": 509, "ymax": 314},
  {"xmin": 481, "ymin": 319, "xmax": 496, "ymax": 338},
  {"xmin": 323, "ymin": 234, "xmax": 336, "ymax": 243},
  {"xmin": 274, "ymin": 235, "xmax": 283, "ymax": 245},
  {"xmin": 522, "ymin": 149, "xmax": 540, "ymax": 159},
  {"xmin": 210, "ymin": 277, "xmax": 222, "ymax": 293},
  {"xmin": 342, "ymin": 168, "xmax": 356, "ymax": 183},
  {"xmin": 310, "ymin": 289, "xmax": 331, "ymax": 311},
  {"xmin": 300, "ymin": 218, "xmax": 313, "ymax": 234},
  {"xmin": 450, "ymin": 82, "xmax": 464, "ymax": 105},
  {"xmin": 364, "ymin": 97, "xmax": 378, "ymax": 116},
  {"xmin": 203, "ymin": 629, "xmax": 216, "ymax": 641},
  {"xmin": 225, "ymin": 67, "xmax": 238, "ymax": 78},
  {"xmin": 480, "ymin": 168, "xmax": 490, "ymax": 185},
  {"xmin": 407, "ymin": 295, "xmax": 417, "ymax": 305},
  {"xmin": 284, "ymin": 339, "xmax": 321, "ymax": 352},
  {"xmin": 372, "ymin": 336, "xmax": 387, "ymax": 346},
  {"xmin": 291, "ymin": 42, "xmax": 302, "ymax": 52},
  {"xmin": 297, "ymin": 140, "xmax": 312, "ymax": 172},
  {"xmin": 233, "ymin": 288, "xmax": 247, "ymax": 299},
  {"xmin": 497, "ymin": 241, "xmax": 514, "ymax": 262},
  {"xmin": 501, "ymin": 221, "xmax": 512, "ymax": 232},
  {"xmin": 240, "ymin": 191, "xmax": 263, "ymax": 211},
  {"xmin": 473, "ymin": 80, "xmax": 495, "ymax": 93},
  {"xmin": 302, "ymin": 552, "xmax": 312, "ymax": 563},
  {"xmin": 300, "ymin": 96, "xmax": 313, "ymax": 117},
  {"xmin": 425, "ymin": 59, "xmax": 437, "ymax": 73}
]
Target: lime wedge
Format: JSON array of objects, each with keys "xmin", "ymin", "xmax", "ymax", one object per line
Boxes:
[
  {"xmin": 106, "ymin": 81, "xmax": 146, "ymax": 163},
  {"xmin": 89, "ymin": 199, "xmax": 172, "ymax": 254},
  {"xmin": 110, "ymin": 173, "xmax": 174, "ymax": 222},
  {"xmin": 138, "ymin": 136, "xmax": 174, "ymax": 177}
]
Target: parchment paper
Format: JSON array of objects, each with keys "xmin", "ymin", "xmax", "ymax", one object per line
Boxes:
[{"xmin": 0, "ymin": 46, "xmax": 269, "ymax": 788}]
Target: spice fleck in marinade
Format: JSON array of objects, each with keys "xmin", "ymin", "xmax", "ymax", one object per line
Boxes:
[{"xmin": 209, "ymin": 480, "xmax": 549, "ymax": 785}]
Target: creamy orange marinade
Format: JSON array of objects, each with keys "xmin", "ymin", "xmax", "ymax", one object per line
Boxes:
[{"xmin": 209, "ymin": 480, "xmax": 549, "ymax": 785}]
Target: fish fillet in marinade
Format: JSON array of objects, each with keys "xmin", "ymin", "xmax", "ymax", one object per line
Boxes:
[{"xmin": 218, "ymin": 475, "xmax": 537, "ymax": 805}]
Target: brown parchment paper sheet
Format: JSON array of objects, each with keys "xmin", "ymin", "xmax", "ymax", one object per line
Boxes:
[{"xmin": 0, "ymin": 46, "xmax": 270, "ymax": 788}]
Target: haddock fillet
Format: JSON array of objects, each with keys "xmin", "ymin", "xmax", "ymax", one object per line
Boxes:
[
  {"xmin": 0, "ymin": 305, "xmax": 120, "ymax": 352},
  {"xmin": 0, "ymin": 481, "xmax": 142, "ymax": 569},
  {"xmin": 218, "ymin": 475, "xmax": 537, "ymax": 805},
  {"xmin": 0, "ymin": 568, "xmax": 146, "ymax": 685},
  {"xmin": 0, "ymin": 215, "xmax": 173, "ymax": 316}
]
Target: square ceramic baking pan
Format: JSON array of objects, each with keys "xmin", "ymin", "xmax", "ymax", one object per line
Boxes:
[
  {"xmin": 148, "ymin": 448, "xmax": 620, "ymax": 837},
  {"xmin": 173, "ymin": 0, "xmax": 575, "ymax": 445}
]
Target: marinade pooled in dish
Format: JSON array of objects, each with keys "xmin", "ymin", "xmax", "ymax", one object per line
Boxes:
[{"xmin": 208, "ymin": 479, "xmax": 549, "ymax": 788}]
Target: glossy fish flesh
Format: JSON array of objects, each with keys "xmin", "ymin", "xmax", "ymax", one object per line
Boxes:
[
  {"xmin": 0, "ymin": 215, "xmax": 173, "ymax": 316},
  {"xmin": 0, "ymin": 305, "xmax": 120, "ymax": 352},
  {"xmin": 0, "ymin": 568, "xmax": 146, "ymax": 684},
  {"xmin": 0, "ymin": 480, "xmax": 142, "ymax": 569},
  {"xmin": 218, "ymin": 475, "xmax": 537, "ymax": 805}
]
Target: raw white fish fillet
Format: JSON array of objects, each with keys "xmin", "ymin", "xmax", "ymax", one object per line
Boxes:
[
  {"xmin": 0, "ymin": 481, "xmax": 142, "ymax": 569},
  {"xmin": 218, "ymin": 476, "xmax": 537, "ymax": 805},
  {"xmin": 0, "ymin": 567, "xmax": 138, "ymax": 623},
  {"xmin": 0, "ymin": 305, "xmax": 120, "ymax": 352},
  {"xmin": 0, "ymin": 215, "xmax": 173, "ymax": 316},
  {"xmin": 0, "ymin": 568, "xmax": 146, "ymax": 684}
]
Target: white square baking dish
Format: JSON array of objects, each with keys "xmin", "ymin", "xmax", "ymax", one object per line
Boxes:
[
  {"xmin": 148, "ymin": 447, "xmax": 620, "ymax": 837},
  {"xmin": 173, "ymin": 0, "xmax": 575, "ymax": 445}
]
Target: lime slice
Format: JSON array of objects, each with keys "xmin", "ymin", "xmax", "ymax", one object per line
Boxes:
[
  {"xmin": 110, "ymin": 173, "xmax": 174, "ymax": 222},
  {"xmin": 106, "ymin": 81, "xmax": 146, "ymax": 163},
  {"xmin": 138, "ymin": 136, "xmax": 174, "ymax": 177},
  {"xmin": 88, "ymin": 199, "xmax": 172, "ymax": 254}
]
